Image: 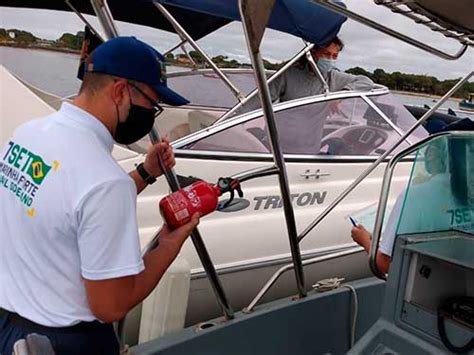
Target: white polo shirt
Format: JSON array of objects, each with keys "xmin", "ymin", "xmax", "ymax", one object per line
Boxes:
[{"xmin": 0, "ymin": 102, "xmax": 144, "ymax": 327}]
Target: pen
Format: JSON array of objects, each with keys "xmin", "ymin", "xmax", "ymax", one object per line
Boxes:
[{"xmin": 349, "ymin": 217, "xmax": 358, "ymax": 227}]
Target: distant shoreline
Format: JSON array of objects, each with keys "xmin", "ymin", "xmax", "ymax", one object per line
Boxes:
[
  {"xmin": 0, "ymin": 43, "xmax": 202, "ymax": 70},
  {"xmin": 392, "ymin": 90, "xmax": 461, "ymax": 102},
  {"xmin": 0, "ymin": 42, "xmax": 80, "ymax": 55},
  {"xmin": 0, "ymin": 44, "xmax": 466, "ymax": 102}
]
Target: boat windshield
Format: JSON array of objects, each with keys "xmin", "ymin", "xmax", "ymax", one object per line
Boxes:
[
  {"xmin": 367, "ymin": 93, "xmax": 428, "ymax": 143},
  {"xmin": 181, "ymin": 92, "xmax": 428, "ymax": 156},
  {"xmin": 396, "ymin": 133, "xmax": 474, "ymax": 236}
]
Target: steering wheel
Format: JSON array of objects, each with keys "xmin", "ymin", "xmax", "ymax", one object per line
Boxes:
[
  {"xmin": 320, "ymin": 126, "xmax": 388, "ymax": 155},
  {"xmin": 320, "ymin": 137, "xmax": 354, "ymax": 155}
]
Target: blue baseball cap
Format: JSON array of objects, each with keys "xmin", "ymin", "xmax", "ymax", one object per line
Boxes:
[{"xmin": 83, "ymin": 36, "xmax": 189, "ymax": 106}]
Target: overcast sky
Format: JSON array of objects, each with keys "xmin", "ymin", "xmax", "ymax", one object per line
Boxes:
[{"xmin": 0, "ymin": 1, "xmax": 472, "ymax": 80}]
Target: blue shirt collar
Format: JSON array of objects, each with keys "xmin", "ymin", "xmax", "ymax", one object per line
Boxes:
[{"xmin": 59, "ymin": 102, "xmax": 114, "ymax": 152}]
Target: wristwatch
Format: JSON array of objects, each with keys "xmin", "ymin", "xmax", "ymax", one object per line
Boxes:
[{"xmin": 136, "ymin": 163, "xmax": 156, "ymax": 185}]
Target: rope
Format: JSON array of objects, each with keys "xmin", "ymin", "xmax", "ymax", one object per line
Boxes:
[
  {"xmin": 312, "ymin": 277, "xmax": 345, "ymax": 292},
  {"xmin": 312, "ymin": 278, "xmax": 358, "ymax": 348},
  {"xmin": 342, "ymin": 284, "xmax": 359, "ymax": 348}
]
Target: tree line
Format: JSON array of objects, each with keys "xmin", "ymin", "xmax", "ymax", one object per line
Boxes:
[
  {"xmin": 171, "ymin": 50, "xmax": 472, "ymax": 98},
  {"xmin": 0, "ymin": 28, "xmax": 84, "ymax": 51},
  {"xmin": 346, "ymin": 67, "xmax": 473, "ymax": 99},
  {"xmin": 1, "ymin": 29, "xmax": 472, "ymax": 98}
]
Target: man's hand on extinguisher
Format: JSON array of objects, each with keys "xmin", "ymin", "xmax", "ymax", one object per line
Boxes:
[
  {"xmin": 143, "ymin": 136, "xmax": 176, "ymax": 178},
  {"xmin": 158, "ymin": 213, "xmax": 200, "ymax": 260}
]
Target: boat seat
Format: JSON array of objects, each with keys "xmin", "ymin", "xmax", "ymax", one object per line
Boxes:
[
  {"xmin": 188, "ymin": 110, "xmax": 219, "ymax": 133},
  {"xmin": 166, "ymin": 110, "xmax": 220, "ymax": 142},
  {"xmin": 191, "ymin": 122, "xmax": 269, "ymax": 153}
]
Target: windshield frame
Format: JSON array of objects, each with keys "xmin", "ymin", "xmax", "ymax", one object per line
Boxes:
[{"xmin": 172, "ymin": 87, "xmax": 428, "ymax": 161}]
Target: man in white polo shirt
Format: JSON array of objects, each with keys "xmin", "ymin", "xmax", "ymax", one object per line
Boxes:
[{"xmin": 0, "ymin": 36, "xmax": 199, "ymax": 354}]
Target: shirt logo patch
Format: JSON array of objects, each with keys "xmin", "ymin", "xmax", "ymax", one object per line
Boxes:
[
  {"xmin": 28, "ymin": 156, "xmax": 52, "ymax": 184},
  {"xmin": 1, "ymin": 141, "xmax": 58, "ymax": 213}
]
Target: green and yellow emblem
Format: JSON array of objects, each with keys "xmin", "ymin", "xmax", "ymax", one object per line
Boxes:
[{"xmin": 27, "ymin": 154, "xmax": 52, "ymax": 185}]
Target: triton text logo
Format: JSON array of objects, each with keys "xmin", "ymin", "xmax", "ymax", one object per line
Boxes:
[{"xmin": 218, "ymin": 191, "xmax": 327, "ymax": 212}]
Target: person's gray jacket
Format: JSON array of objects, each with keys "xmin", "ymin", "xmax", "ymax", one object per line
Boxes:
[{"xmin": 239, "ymin": 63, "xmax": 374, "ymax": 113}]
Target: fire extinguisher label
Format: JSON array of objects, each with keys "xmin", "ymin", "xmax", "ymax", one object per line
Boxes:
[
  {"xmin": 174, "ymin": 208, "xmax": 190, "ymax": 221},
  {"xmin": 183, "ymin": 185, "xmax": 201, "ymax": 208},
  {"xmin": 167, "ymin": 193, "xmax": 186, "ymax": 212},
  {"xmin": 167, "ymin": 193, "xmax": 190, "ymax": 222}
]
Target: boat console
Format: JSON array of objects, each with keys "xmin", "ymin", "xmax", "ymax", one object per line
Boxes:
[{"xmin": 351, "ymin": 132, "xmax": 474, "ymax": 354}]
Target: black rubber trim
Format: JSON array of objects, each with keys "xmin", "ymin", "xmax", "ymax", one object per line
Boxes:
[{"xmin": 175, "ymin": 151, "xmax": 415, "ymax": 164}]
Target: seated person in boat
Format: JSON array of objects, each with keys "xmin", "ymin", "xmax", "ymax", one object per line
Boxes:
[{"xmin": 0, "ymin": 36, "xmax": 199, "ymax": 355}]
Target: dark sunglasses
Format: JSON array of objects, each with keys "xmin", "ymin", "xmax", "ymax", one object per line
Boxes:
[{"xmin": 127, "ymin": 81, "xmax": 164, "ymax": 118}]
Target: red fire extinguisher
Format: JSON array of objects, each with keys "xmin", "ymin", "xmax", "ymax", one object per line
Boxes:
[{"xmin": 159, "ymin": 177, "xmax": 243, "ymax": 230}]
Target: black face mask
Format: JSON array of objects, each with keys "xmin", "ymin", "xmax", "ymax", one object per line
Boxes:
[{"xmin": 114, "ymin": 103, "xmax": 156, "ymax": 145}]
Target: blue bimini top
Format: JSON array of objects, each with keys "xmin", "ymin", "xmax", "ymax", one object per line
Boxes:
[{"xmin": 157, "ymin": 0, "xmax": 347, "ymax": 47}]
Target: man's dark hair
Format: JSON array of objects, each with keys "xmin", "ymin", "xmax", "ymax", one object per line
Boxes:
[
  {"xmin": 297, "ymin": 36, "xmax": 345, "ymax": 68},
  {"xmin": 79, "ymin": 71, "xmax": 143, "ymax": 97},
  {"xmin": 331, "ymin": 36, "xmax": 344, "ymax": 51},
  {"xmin": 316, "ymin": 36, "xmax": 344, "ymax": 51},
  {"xmin": 79, "ymin": 72, "xmax": 115, "ymax": 95},
  {"xmin": 78, "ymin": 52, "xmax": 116, "ymax": 95}
]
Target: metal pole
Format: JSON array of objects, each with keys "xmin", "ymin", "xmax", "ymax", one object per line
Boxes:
[
  {"xmin": 244, "ymin": 246, "xmax": 362, "ymax": 312},
  {"xmin": 232, "ymin": 165, "xmax": 279, "ymax": 183},
  {"xmin": 311, "ymin": 0, "xmax": 468, "ymax": 60},
  {"xmin": 164, "ymin": 39, "xmax": 188, "ymax": 57},
  {"xmin": 153, "ymin": 2, "xmax": 245, "ymax": 101},
  {"xmin": 216, "ymin": 43, "xmax": 315, "ymax": 124},
  {"xmin": 180, "ymin": 44, "xmax": 198, "ymax": 69},
  {"xmin": 145, "ymin": 128, "xmax": 234, "ymax": 320},
  {"xmin": 148, "ymin": 129, "xmax": 180, "ymax": 191},
  {"xmin": 65, "ymin": 0, "xmax": 104, "ymax": 41},
  {"xmin": 168, "ymin": 28, "xmax": 197, "ymax": 68},
  {"xmin": 375, "ymin": 0, "xmax": 473, "ymax": 47},
  {"xmin": 90, "ymin": 0, "xmax": 119, "ymax": 39},
  {"xmin": 239, "ymin": 0, "xmax": 306, "ymax": 298},
  {"xmin": 89, "ymin": 0, "xmax": 234, "ymax": 321},
  {"xmin": 298, "ymin": 70, "xmax": 474, "ymax": 243},
  {"xmin": 361, "ymin": 95, "xmax": 413, "ymax": 145},
  {"xmin": 303, "ymin": 40, "xmax": 329, "ymax": 94},
  {"xmin": 368, "ymin": 146, "xmax": 398, "ymax": 280}
]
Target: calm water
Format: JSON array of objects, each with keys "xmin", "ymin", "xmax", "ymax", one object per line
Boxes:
[
  {"xmin": 1, "ymin": 46, "xmax": 82, "ymax": 97},
  {"xmin": 0, "ymin": 47, "xmax": 186, "ymax": 97},
  {"xmin": 0, "ymin": 46, "xmax": 469, "ymax": 115}
]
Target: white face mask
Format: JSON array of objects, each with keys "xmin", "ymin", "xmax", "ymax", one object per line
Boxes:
[{"xmin": 317, "ymin": 58, "xmax": 336, "ymax": 73}]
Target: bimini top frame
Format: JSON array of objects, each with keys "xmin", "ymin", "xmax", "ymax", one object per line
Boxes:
[
  {"xmin": 375, "ymin": 0, "xmax": 474, "ymax": 47},
  {"xmin": 152, "ymin": 0, "xmax": 346, "ymax": 121},
  {"xmin": 311, "ymin": 0, "xmax": 470, "ymax": 60},
  {"xmin": 239, "ymin": 0, "xmax": 307, "ymax": 297},
  {"xmin": 242, "ymin": 0, "xmax": 474, "ymax": 310},
  {"xmin": 64, "ymin": 0, "xmax": 335, "ymax": 119},
  {"xmin": 155, "ymin": 0, "xmax": 473, "ymax": 127}
]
